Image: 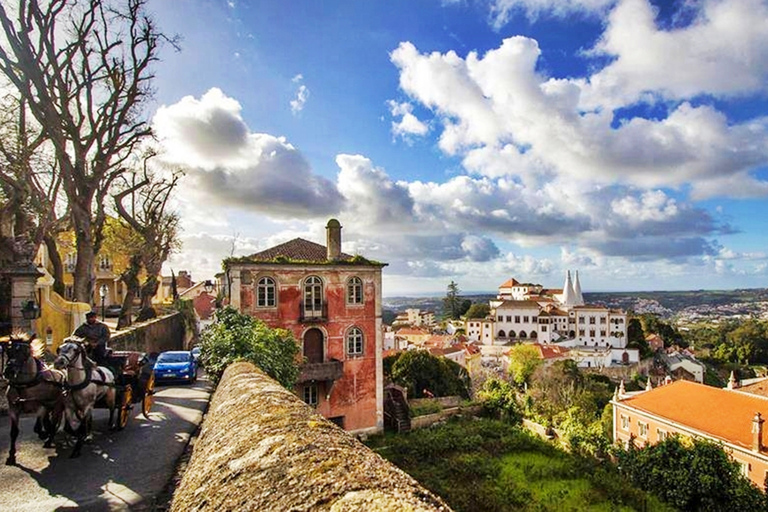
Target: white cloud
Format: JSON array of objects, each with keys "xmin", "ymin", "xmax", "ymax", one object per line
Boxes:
[
  {"xmin": 584, "ymin": 0, "xmax": 768, "ymax": 109},
  {"xmin": 154, "ymin": 88, "xmax": 343, "ymax": 218},
  {"xmin": 290, "ymin": 75, "xmax": 310, "ymax": 115},
  {"xmin": 389, "ymin": 30, "xmax": 768, "ymax": 198},
  {"xmin": 489, "ymin": 0, "xmax": 615, "ymax": 27},
  {"xmin": 388, "ymin": 100, "xmax": 429, "ymax": 138}
]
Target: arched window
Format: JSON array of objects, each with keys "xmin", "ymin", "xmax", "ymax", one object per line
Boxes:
[
  {"xmin": 347, "ymin": 276, "xmax": 363, "ymax": 305},
  {"xmin": 509, "ymin": 330, "xmax": 516, "ymax": 338},
  {"xmin": 257, "ymin": 277, "xmax": 276, "ymax": 307},
  {"xmin": 530, "ymin": 331, "xmax": 537, "ymax": 339},
  {"xmin": 347, "ymin": 326, "xmax": 364, "ymax": 356},
  {"xmin": 497, "ymin": 330, "xmax": 506, "ymax": 338},
  {"xmin": 304, "ymin": 276, "xmax": 323, "ymax": 315},
  {"xmin": 519, "ymin": 331, "xmax": 527, "ymax": 339}
]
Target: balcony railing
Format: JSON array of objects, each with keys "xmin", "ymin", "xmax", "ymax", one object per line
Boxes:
[
  {"xmin": 298, "ymin": 359, "xmax": 343, "ymax": 383},
  {"xmin": 299, "ymin": 301, "xmax": 328, "ymax": 323}
]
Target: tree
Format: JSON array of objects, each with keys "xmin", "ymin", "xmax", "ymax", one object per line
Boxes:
[
  {"xmin": 477, "ymin": 378, "xmax": 521, "ymax": 423},
  {"xmin": 443, "ymin": 280, "xmax": 464, "ymax": 320},
  {"xmin": 506, "ymin": 344, "xmax": 543, "ymax": 386},
  {"xmin": 465, "ymin": 302, "xmax": 490, "ymax": 319},
  {"xmin": 199, "ymin": 306, "xmax": 300, "ymax": 388},
  {"xmin": 0, "ymin": 0, "xmax": 177, "ymax": 302},
  {"xmin": 617, "ymin": 436, "xmax": 766, "ymax": 511},
  {"xmin": 390, "ymin": 350, "xmax": 470, "ymax": 398},
  {"xmin": 113, "ymin": 157, "xmax": 182, "ymax": 321}
]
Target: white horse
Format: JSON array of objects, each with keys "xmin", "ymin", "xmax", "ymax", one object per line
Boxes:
[
  {"xmin": 2, "ymin": 332, "xmax": 65, "ymax": 465},
  {"xmin": 53, "ymin": 338, "xmax": 117, "ymax": 458}
]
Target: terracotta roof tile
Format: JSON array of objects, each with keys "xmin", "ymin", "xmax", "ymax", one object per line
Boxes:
[
  {"xmin": 620, "ymin": 380, "xmax": 768, "ymax": 452},
  {"xmin": 499, "ymin": 278, "xmax": 519, "ymax": 288},
  {"xmin": 247, "ymin": 238, "xmax": 353, "ymax": 263}
]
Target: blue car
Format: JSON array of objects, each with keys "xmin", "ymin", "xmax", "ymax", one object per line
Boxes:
[{"xmin": 154, "ymin": 351, "xmax": 197, "ymax": 383}]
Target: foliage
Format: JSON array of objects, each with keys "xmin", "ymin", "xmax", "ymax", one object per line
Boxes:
[
  {"xmin": 199, "ymin": 307, "xmax": 300, "ymax": 388},
  {"xmin": 617, "ymin": 436, "xmax": 767, "ymax": 511},
  {"xmin": 409, "ymin": 401, "xmax": 443, "ymax": 417},
  {"xmin": 626, "ymin": 318, "xmax": 653, "ymax": 358},
  {"xmin": 365, "ymin": 418, "xmax": 670, "ymax": 512},
  {"xmin": 477, "ymin": 378, "xmax": 522, "ymax": 424},
  {"xmin": 390, "ymin": 350, "xmax": 471, "ymax": 398},
  {"xmin": 464, "ymin": 302, "xmax": 490, "ymax": 319},
  {"xmin": 506, "ymin": 344, "xmax": 543, "ymax": 386},
  {"xmin": 684, "ymin": 319, "xmax": 768, "ymax": 367},
  {"xmin": 639, "ymin": 314, "xmax": 685, "ymax": 348}
]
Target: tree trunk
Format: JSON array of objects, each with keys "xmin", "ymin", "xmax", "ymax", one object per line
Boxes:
[
  {"xmin": 117, "ymin": 255, "xmax": 141, "ymax": 330},
  {"xmin": 71, "ymin": 205, "xmax": 95, "ymax": 304},
  {"xmin": 136, "ymin": 274, "xmax": 159, "ymax": 322},
  {"xmin": 44, "ymin": 234, "xmax": 65, "ymax": 297}
]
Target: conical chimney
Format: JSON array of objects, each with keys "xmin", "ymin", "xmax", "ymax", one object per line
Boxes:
[
  {"xmin": 573, "ymin": 270, "xmax": 584, "ymax": 306},
  {"xmin": 562, "ymin": 270, "xmax": 575, "ymax": 307}
]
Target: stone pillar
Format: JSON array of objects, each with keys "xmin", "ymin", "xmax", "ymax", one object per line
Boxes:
[
  {"xmin": 753, "ymin": 412, "xmax": 764, "ymax": 452},
  {"xmin": 229, "ymin": 268, "xmax": 241, "ymax": 310},
  {"xmin": 8, "ymin": 262, "xmax": 43, "ymax": 334}
]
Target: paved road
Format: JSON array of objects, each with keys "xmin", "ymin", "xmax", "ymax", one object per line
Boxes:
[{"xmin": 0, "ymin": 376, "xmax": 212, "ymax": 511}]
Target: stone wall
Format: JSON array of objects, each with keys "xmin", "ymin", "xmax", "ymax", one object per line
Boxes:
[
  {"xmin": 109, "ymin": 312, "xmax": 186, "ymax": 354},
  {"xmin": 171, "ymin": 362, "xmax": 451, "ymax": 512}
]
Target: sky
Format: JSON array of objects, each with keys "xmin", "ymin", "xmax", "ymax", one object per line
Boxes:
[{"xmin": 145, "ymin": 0, "xmax": 768, "ymax": 296}]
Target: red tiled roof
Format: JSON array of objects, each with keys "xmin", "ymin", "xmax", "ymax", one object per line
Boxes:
[
  {"xmin": 429, "ymin": 346, "xmax": 463, "ymax": 357},
  {"xmin": 499, "ymin": 278, "xmax": 519, "ymax": 288},
  {"xmin": 246, "ymin": 238, "xmax": 353, "ymax": 263},
  {"xmin": 620, "ymin": 380, "xmax": 768, "ymax": 453},
  {"xmin": 396, "ymin": 327, "xmax": 429, "ymax": 336},
  {"xmin": 535, "ymin": 343, "xmax": 570, "ymax": 359}
]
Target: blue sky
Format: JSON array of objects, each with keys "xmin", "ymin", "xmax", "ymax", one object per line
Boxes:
[{"xmin": 148, "ymin": 0, "xmax": 768, "ymax": 295}]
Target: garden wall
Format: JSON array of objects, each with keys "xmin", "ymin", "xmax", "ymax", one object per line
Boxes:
[
  {"xmin": 109, "ymin": 311, "xmax": 186, "ymax": 354},
  {"xmin": 171, "ymin": 362, "xmax": 450, "ymax": 511}
]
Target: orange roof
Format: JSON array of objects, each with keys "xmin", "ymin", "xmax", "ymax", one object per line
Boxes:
[
  {"xmin": 619, "ymin": 380, "xmax": 768, "ymax": 453},
  {"xmin": 535, "ymin": 343, "xmax": 570, "ymax": 359},
  {"xmin": 424, "ymin": 335, "xmax": 452, "ymax": 348},
  {"xmin": 396, "ymin": 327, "xmax": 429, "ymax": 336},
  {"xmin": 499, "ymin": 278, "xmax": 519, "ymax": 288}
]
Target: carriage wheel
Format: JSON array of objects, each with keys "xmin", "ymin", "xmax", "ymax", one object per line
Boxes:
[
  {"xmin": 142, "ymin": 372, "xmax": 155, "ymax": 419},
  {"xmin": 118, "ymin": 384, "xmax": 133, "ymax": 430}
]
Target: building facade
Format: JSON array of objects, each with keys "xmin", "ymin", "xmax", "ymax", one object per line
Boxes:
[
  {"xmin": 613, "ymin": 380, "xmax": 768, "ymax": 488},
  {"xmin": 224, "ymin": 219, "xmax": 386, "ymax": 435}
]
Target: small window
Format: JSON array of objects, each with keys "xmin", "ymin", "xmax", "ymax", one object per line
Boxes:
[
  {"xmin": 506, "ymin": 316, "xmax": 512, "ymax": 322},
  {"xmin": 497, "ymin": 316, "xmax": 503, "ymax": 322},
  {"xmin": 621, "ymin": 415, "xmax": 630, "ymax": 431},
  {"xmin": 257, "ymin": 277, "xmax": 276, "ymax": 307},
  {"xmin": 523, "ymin": 316, "xmax": 529, "ymax": 323},
  {"xmin": 515, "ymin": 316, "xmax": 520, "ymax": 323},
  {"xmin": 347, "ymin": 327, "xmax": 364, "ymax": 356},
  {"xmin": 304, "ymin": 276, "xmax": 323, "ymax": 312},
  {"xmin": 347, "ymin": 276, "xmax": 363, "ymax": 305},
  {"xmin": 303, "ymin": 384, "xmax": 318, "ymax": 407},
  {"xmin": 638, "ymin": 422, "xmax": 648, "ymax": 439},
  {"xmin": 657, "ymin": 429, "xmax": 667, "ymax": 441}
]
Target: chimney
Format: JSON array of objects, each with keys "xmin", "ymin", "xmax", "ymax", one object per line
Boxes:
[
  {"xmin": 326, "ymin": 219, "xmax": 342, "ymax": 261},
  {"xmin": 753, "ymin": 412, "xmax": 764, "ymax": 452}
]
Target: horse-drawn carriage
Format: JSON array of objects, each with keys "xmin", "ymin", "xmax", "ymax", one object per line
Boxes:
[
  {"xmin": 2, "ymin": 332, "xmax": 156, "ymax": 462},
  {"xmin": 104, "ymin": 349, "xmax": 156, "ymax": 429}
]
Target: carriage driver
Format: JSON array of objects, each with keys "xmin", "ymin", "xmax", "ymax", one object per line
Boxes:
[{"xmin": 73, "ymin": 310, "xmax": 111, "ymax": 366}]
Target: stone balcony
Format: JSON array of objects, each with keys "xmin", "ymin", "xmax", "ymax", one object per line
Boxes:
[{"xmin": 298, "ymin": 359, "xmax": 343, "ymax": 383}]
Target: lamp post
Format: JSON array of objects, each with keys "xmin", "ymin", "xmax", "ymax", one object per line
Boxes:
[
  {"xmin": 204, "ymin": 280, "xmax": 215, "ymax": 294},
  {"xmin": 99, "ymin": 284, "xmax": 108, "ymax": 321}
]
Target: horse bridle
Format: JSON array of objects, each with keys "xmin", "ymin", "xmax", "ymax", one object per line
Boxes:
[
  {"xmin": 57, "ymin": 342, "xmax": 88, "ymax": 371},
  {"xmin": 3, "ymin": 341, "xmax": 42, "ymax": 387}
]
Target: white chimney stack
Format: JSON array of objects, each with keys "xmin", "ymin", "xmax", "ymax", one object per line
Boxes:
[{"xmin": 326, "ymin": 219, "xmax": 342, "ymax": 261}]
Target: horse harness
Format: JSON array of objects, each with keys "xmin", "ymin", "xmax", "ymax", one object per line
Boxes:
[{"xmin": 59, "ymin": 343, "xmax": 114, "ymax": 392}]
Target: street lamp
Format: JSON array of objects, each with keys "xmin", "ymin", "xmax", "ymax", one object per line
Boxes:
[
  {"xmin": 203, "ymin": 280, "xmax": 215, "ymax": 294},
  {"xmin": 21, "ymin": 293, "xmax": 41, "ymax": 321},
  {"xmin": 99, "ymin": 284, "xmax": 108, "ymax": 321}
]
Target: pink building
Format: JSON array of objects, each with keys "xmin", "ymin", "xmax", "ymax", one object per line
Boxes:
[{"xmin": 224, "ymin": 220, "xmax": 386, "ymax": 434}]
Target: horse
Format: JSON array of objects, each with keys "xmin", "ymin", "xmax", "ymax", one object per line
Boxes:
[
  {"xmin": 53, "ymin": 337, "xmax": 117, "ymax": 458},
  {"xmin": 2, "ymin": 332, "xmax": 66, "ymax": 466}
]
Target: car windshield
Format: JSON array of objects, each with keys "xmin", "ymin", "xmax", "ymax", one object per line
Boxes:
[{"xmin": 157, "ymin": 352, "xmax": 190, "ymax": 363}]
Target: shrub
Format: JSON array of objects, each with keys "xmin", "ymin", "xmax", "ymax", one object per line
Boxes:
[
  {"xmin": 477, "ymin": 377, "xmax": 522, "ymax": 425},
  {"xmin": 390, "ymin": 350, "xmax": 471, "ymax": 398},
  {"xmin": 199, "ymin": 306, "xmax": 300, "ymax": 388}
]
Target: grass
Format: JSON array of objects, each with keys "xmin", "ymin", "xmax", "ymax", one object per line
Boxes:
[{"xmin": 365, "ymin": 418, "xmax": 673, "ymax": 512}]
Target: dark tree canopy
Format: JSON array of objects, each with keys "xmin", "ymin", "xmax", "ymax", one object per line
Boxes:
[
  {"xmin": 465, "ymin": 302, "xmax": 490, "ymax": 319},
  {"xmin": 390, "ymin": 350, "xmax": 470, "ymax": 398},
  {"xmin": 618, "ymin": 436, "xmax": 766, "ymax": 511}
]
